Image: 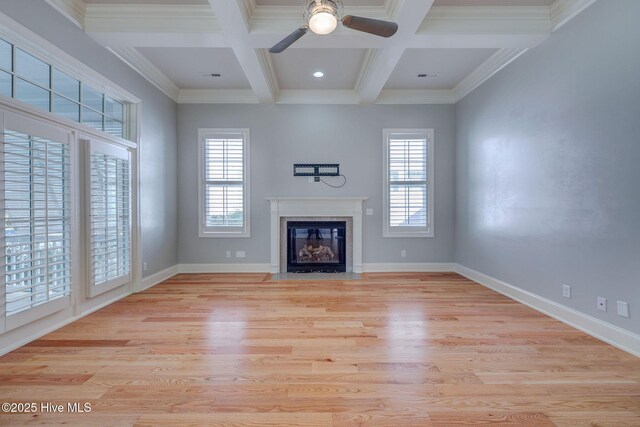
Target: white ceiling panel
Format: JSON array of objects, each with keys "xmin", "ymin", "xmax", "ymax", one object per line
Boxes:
[
  {"xmin": 271, "ymin": 48, "xmax": 367, "ymax": 90},
  {"xmin": 255, "ymin": 0, "xmax": 385, "ymax": 6},
  {"xmin": 433, "ymin": 0, "xmax": 554, "ymax": 6},
  {"xmin": 85, "ymin": 0, "xmax": 208, "ymax": 4},
  {"xmin": 137, "ymin": 47, "xmax": 251, "ymax": 89},
  {"xmin": 385, "ymin": 48, "xmax": 497, "ymax": 90}
]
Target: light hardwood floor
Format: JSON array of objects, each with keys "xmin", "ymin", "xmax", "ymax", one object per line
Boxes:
[{"xmin": 0, "ymin": 272, "xmax": 638, "ymax": 426}]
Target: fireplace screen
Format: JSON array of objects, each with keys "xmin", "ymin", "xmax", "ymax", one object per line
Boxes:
[{"xmin": 287, "ymin": 221, "xmax": 346, "ymax": 272}]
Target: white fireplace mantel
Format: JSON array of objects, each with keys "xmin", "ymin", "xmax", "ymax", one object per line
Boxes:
[{"xmin": 267, "ymin": 197, "xmax": 367, "ymax": 273}]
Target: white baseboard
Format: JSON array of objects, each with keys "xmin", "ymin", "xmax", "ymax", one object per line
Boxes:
[
  {"xmin": 178, "ymin": 263, "xmax": 271, "ymax": 273},
  {"xmin": 362, "ymin": 262, "xmax": 456, "ymax": 272},
  {"xmin": 454, "ymin": 263, "xmax": 640, "ymax": 357},
  {"xmin": 140, "ymin": 265, "xmax": 179, "ymax": 291},
  {"xmin": 176, "ymin": 262, "xmax": 456, "ymax": 274}
]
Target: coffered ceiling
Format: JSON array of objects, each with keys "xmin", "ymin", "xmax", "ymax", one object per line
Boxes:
[{"xmin": 45, "ymin": 0, "xmax": 596, "ymax": 104}]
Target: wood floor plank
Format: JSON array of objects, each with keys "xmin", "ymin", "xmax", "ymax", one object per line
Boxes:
[{"xmin": 0, "ymin": 272, "xmax": 638, "ymax": 426}]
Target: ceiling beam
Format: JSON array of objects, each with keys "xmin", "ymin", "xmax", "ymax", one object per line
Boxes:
[
  {"xmin": 356, "ymin": 0, "xmax": 435, "ymax": 104},
  {"xmin": 207, "ymin": 0, "xmax": 277, "ymax": 103},
  {"xmin": 82, "ymin": 4, "xmax": 553, "ymax": 49}
]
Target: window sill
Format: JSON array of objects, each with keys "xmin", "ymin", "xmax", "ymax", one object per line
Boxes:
[
  {"xmin": 383, "ymin": 229, "xmax": 434, "ymax": 238},
  {"xmin": 199, "ymin": 230, "xmax": 251, "ymax": 238}
]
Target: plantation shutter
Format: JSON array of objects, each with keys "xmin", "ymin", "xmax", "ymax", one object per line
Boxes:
[
  {"xmin": 88, "ymin": 139, "xmax": 131, "ymax": 296},
  {"xmin": 203, "ymin": 132, "xmax": 246, "ymax": 233},
  {"xmin": 388, "ymin": 134, "xmax": 428, "ymax": 228},
  {"xmin": 1, "ymin": 111, "xmax": 73, "ymax": 332}
]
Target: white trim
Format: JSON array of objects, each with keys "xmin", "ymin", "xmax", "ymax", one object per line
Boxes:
[
  {"xmin": 141, "ymin": 265, "xmax": 179, "ymax": 291},
  {"xmin": 454, "ymin": 264, "xmax": 640, "ymax": 357},
  {"xmin": 108, "ymin": 47, "xmax": 179, "ymax": 102},
  {"xmin": 5, "ymin": 297, "xmax": 71, "ymax": 332},
  {"xmin": 179, "ymin": 263, "xmax": 270, "ymax": 273},
  {"xmin": 377, "ymin": 90, "xmax": 456, "ymax": 105},
  {"xmin": 44, "ymin": 0, "xmax": 86, "ymax": 29},
  {"xmin": 550, "ymin": 0, "xmax": 598, "ymax": 31},
  {"xmin": 453, "ymin": 48, "xmax": 528, "ymax": 101},
  {"xmin": 363, "ymin": 263, "xmax": 455, "ymax": 272},
  {"xmin": 198, "ymin": 128, "xmax": 251, "ymax": 238},
  {"xmin": 84, "ymin": 4, "xmax": 221, "ymax": 34},
  {"xmin": 383, "ymin": 129, "xmax": 435, "ymax": 238},
  {"xmin": 177, "ymin": 89, "xmax": 259, "ymax": 104},
  {"xmin": 419, "ymin": 5, "xmax": 551, "ymax": 35},
  {"xmin": 276, "ymin": 90, "xmax": 359, "ymax": 105}
]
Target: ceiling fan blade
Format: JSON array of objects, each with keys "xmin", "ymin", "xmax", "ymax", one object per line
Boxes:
[
  {"xmin": 269, "ymin": 26, "xmax": 309, "ymax": 53},
  {"xmin": 341, "ymin": 15, "xmax": 398, "ymax": 38}
]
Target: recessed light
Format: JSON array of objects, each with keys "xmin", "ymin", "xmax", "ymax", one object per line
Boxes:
[
  {"xmin": 417, "ymin": 73, "xmax": 438, "ymax": 78},
  {"xmin": 313, "ymin": 71, "xmax": 324, "ymax": 78}
]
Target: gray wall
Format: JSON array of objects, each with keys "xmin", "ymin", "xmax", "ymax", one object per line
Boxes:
[
  {"xmin": 178, "ymin": 104, "xmax": 456, "ymax": 264},
  {"xmin": 455, "ymin": 0, "xmax": 640, "ymax": 334},
  {"xmin": 0, "ymin": 1, "xmax": 179, "ymax": 277}
]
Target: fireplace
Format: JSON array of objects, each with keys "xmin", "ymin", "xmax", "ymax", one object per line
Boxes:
[{"xmin": 287, "ymin": 221, "xmax": 346, "ymax": 272}]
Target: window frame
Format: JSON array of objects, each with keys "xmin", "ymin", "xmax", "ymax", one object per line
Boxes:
[
  {"xmin": 383, "ymin": 128, "xmax": 434, "ymax": 238},
  {"xmin": 0, "ymin": 15, "xmax": 138, "ymax": 142},
  {"xmin": 198, "ymin": 128, "xmax": 250, "ymax": 238}
]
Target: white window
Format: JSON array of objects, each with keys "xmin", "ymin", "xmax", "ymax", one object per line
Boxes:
[
  {"xmin": 87, "ymin": 139, "xmax": 131, "ymax": 297},
  {"xmin": 383, "ymin": 129, "xmax": 434, "ymax": 238},
  {"xmin": 1, "ymin": 110, "xmax": 74, "ymax": 332},
  {"xmin": 198, "ymin": 129, "xmax": 250, "ymax": 238}
]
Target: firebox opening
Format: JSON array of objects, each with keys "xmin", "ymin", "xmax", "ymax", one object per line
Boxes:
[{"xmin": 286, "ymin": 221, "xmax": 346, "ymax": 273}]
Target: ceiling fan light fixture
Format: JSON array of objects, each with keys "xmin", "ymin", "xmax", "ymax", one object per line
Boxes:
[{"xmin": 309, "ymin": 11, "xmax": 338, "ymax": 35}]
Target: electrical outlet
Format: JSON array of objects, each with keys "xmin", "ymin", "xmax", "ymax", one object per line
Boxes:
[
  {"xmin": 366, "ymin": 208, "xmax": 374, "ymax": 216},
  {"xmin": 143, "ymin": 262, "xmax": 148, "ymax": 272},
  {"xmin": 401, "ymin": 249, "xmax": 406, "ymax": 258},
  {"xmin": 562, "ymin": 285, "xmax": 571, "ymax": 299},
  {"xmin": 236, "ymin": 251, "xmax": 246, "ymax": 258},
  {"xmin": 597, "ymin": 297, "xmax": 607, "ymax": 312},
  {"xmin": 226, "ymin": 251, "xmax": 231, "ymax": 258},
  {"xmin": 617, "ymin": 301, "xmax": 630, "ymax": 318}
]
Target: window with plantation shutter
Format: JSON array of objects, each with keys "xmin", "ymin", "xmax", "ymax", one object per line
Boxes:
[
  {"xmin": 198, "ymin": 129, "xmax": 250, "ymax": 237},
  {"xmin": 383, "ymin": 129, "xmax": 434, "ymax": 238},
  {"xmin": 1, "ymin": 111, "xmax": 73, "ymax": 332},
  {"xmin": 88, "ymin": 140, "xmax": 131, "ymax": 296}
]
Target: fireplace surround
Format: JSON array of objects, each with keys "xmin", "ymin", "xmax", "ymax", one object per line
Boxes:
[{"xmin": 267, "ymin": 197, "xmax": 367, "ymax": 273}]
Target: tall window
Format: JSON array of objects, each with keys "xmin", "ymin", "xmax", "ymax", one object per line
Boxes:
[
  {"xmin": 383, "ymin": 129, "xmax": 434, "ymax": 238},
  {"xmin": 198, "ymin": 129, "xmax": 250, "ymax": 238},
  {"xmin": 88, "ymin": 140, "xmax": 131, "ymax": 296},
  {"xmin": 1, "ymin": 111, "xmax": 73, "ymax": 331}
]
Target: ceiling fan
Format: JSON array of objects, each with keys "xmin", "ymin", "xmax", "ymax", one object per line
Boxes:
[{"xmin": 269, "ymin": 0, "xmax": 398, "ymax": 53}]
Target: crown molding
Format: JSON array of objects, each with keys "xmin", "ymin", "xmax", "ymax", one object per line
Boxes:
[
  {"xmin": 550, "ymin": 0, "xmax": 598, "ymax": 31},
  {"xmin": 44, "ymin": 0, "xmax": 86, "ymax": 28},
  {"xmin": 177, "ymin": 89, "xmax": 259, "ymax": 104},
  {"xmin": 377, "ymin": 90, "xmax": 456, "ymax": 104},
  {"xmin": 277, "ymin": 90, "xmax": 359, "ymax": 104},
  {"xmin": 84, "ymin": 4, "xmax": 221, "ymax": 33},
  {"xmin": 108, "ymin": 47, "xmax": 179, "ymax": 102},
  {"xmin": 453, "ymin": 47, "xmax": 528, "ymax": 102},
  {"xmin": 419, "ymin": 6, "xmax": 551, "ymax": 34}
]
